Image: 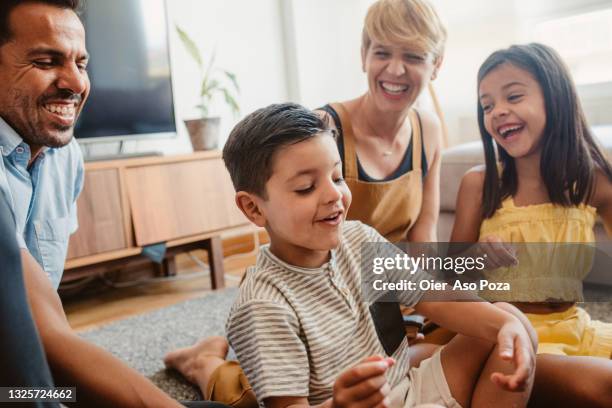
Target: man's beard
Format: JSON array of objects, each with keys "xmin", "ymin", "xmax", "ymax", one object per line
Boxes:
[
  {"xmin": 5, "ymin": 90, "xmax": 82, "ymax": 148},
  {"xmin": 27, "ymin": 121, "xmax": 75, "ymax": 148}
]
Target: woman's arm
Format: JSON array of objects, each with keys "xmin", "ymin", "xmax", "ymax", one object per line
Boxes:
[{"xmin": 407, "ymin": 109, "xmax": 442, "ymax": 242}]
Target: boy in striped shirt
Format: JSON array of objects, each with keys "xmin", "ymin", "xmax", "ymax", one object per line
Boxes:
[{"xmin": 166, "ymin": 103, "xmax": 536, "ymax": 408}]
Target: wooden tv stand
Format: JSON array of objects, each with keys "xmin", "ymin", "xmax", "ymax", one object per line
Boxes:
[{"xmin": 63, "ymin": 151, "xmax": 249, "ymax": 289}]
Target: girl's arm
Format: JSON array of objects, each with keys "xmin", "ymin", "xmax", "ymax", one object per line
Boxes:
[
  {"xmin": 407, "ymin": 110, "xmax": 442, "ymax": 242},
  {"xmin": 450, "ymin": 168, "xmax": 518, "ymax": 267},
  {"xmin": 449, "ymin": 167, "xmax": 486, "ymax": 242},
  {"xmin": 593, "ymin": 169, "xmax": 612, "ymax": 236}
]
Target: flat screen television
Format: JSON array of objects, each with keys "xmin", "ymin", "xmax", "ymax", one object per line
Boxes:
[{"xmin": 75, "ymin": 0, "xmax": 177, "ymax": 142}]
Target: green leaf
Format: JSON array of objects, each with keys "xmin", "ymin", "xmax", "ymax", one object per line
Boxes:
[
  {"xmin": 174, "ymin": 31, "xmax": 239, "ymax": 117},
  {"xmin": 176, "ymin": 25, "xmax": 203, "ymax": 69},
  {"xmin": 201, "ymin": 79, "xmax": 220, "ymax": 97},
  {"xmin": 195, "ymin": 103, "xmax": 208, "ymax": 117},
  {"xmin": 222, "ymin": 88, "xmax": 240, "ymax": 116},
  {"xmin": 202, "ymin": 49, "xmax": 217, "ymax": 88},
  {"xmin": 223, "ymin": 70, "xmax": 240, "ymax": 93}
]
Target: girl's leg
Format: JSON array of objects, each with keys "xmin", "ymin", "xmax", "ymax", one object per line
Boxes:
[{"xmin": 529, "ymin": 353, "xmax": 612, "ymax": 408}]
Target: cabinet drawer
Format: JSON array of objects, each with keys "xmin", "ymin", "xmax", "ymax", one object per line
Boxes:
[
  {"xmin": 126, "ymin": 158, "xmax": 247, "ymax": 246},
  {"xmin": 67, "ymin": 169, "xmax": 127, "ymax": 258}
]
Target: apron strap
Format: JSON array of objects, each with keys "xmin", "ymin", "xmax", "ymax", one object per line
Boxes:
[
  {"xmin": 331, "ymin": 104, "xmax": 423, "ymax": 179},
  {"xmin": 330, "ymin": 103, "xmax": 359, "ymax": 179},
  {"xmin": 408, "ymin": 109, "xmax": 422, "ymax": 173}
]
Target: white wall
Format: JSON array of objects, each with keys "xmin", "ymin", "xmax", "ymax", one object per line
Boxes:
[
  {"xmin": 436, "ymin": 0, "xmax": 612, "ymax": 144},
  {"xmin": 285, "ymin": 0, "xmax": 612, "ymax": 146},
  {"xmin": 86, "ymin": 0, "xmax": 612, "ymax": 156},
  {"xmin": 283, "ymin": 0, "xmax": 525, "ymax": 145},
  {"xmin": 287, "ymin": 0, "xmax": 372, "ymax": 108},
  {"xmin": 88, "ymin": 0, "xmax": 289, "ymax": 156},
  {"xmin": 432, "ymin": 0, "xmax": 524, "ymax": 145}
]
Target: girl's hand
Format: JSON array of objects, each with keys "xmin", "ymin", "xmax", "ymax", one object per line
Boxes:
[
  {"xmin": 332, "ymin": 355, "xmax": 395, "ymax": 408},
  {"xmin": 491, "ymin": 319, "xmax": 536, "ymax": 392},
  {"xmin": 479, "ymin": 235, "xmax": 518, "ymax": 269}
]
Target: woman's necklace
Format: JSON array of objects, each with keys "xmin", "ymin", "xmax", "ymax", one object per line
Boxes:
[
  {"xmin": 378, "ymin": 134, "xmax": 399, "ymax": 157},
  {"xmin": 361, "ymin": 121, "xmax": 398, "ymax": 157},
  {"xmin": 358, "ymin": 99, "xmax": 407, "ymax": 158}
]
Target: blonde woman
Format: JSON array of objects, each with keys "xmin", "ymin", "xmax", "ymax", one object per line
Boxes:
[{"xmin": 318, "ymin": 0, "xmax": 446, "ymax": 243}]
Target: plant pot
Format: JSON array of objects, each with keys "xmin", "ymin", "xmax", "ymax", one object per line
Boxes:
[{"xmin": 184, "ymin": 117, "xmax": 221, "ymax": 151}]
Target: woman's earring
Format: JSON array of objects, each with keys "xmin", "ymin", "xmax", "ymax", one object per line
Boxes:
[{"xmin": 431, "ymin": 72, "xmax": 438, "ymax": 81}]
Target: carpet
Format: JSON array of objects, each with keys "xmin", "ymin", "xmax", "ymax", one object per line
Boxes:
[
  {"xmin": 80, "ymin": 287, "xmax": 239, "ymax": 401},
  {"xmin": 80, "ymin": 286, "xmax": 611, "ymax": 402}
]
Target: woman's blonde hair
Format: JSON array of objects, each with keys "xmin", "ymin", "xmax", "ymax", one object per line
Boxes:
[{"xmin": 362, "ymin": 0, "xmax": 447, "ymax": 59}]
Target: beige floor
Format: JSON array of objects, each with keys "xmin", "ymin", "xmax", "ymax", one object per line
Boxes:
[{"xmin": 64, "ymin": 250, "xmax": 254, "ymax": 333}]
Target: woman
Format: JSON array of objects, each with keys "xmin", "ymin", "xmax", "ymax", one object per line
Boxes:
[
  {"xmin": 318, "ymin": 0, "xmax": 446, "ymax": 243},
  {"xmin": 317, "ymin": 0, "xmax": 448, "ymax": 365}
]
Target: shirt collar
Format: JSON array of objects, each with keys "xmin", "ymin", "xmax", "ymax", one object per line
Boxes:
[
  {"xmin": 260, "ymin": 244, "xmax": 337, "ymax": 275},
  {"xmin": 0, "ymin": 117, "xmax": 52, "ymax": 160},
  {"xmin": 0, "ymin": 117, "xmax": 24, "ymax": 157}
]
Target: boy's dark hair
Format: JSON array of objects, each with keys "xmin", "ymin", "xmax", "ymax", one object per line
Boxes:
[
  {"xmin": 223, "ymin": 103, "xmax": 333, "ymax": 198},
  {"xmin": 477, "ymin": 43, "xmax": 612, "ymax": 218},
  {"xmin": 0, "ymin": 0, "xmax": 82, "ymax": 46}
]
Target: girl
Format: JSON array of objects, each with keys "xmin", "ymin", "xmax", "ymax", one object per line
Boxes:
[{"xmin": 452, "ymin": 43, "xmax": 612, "ymax": 407}]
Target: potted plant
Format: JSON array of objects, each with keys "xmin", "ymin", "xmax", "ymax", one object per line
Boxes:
[{"xmin": 176, "ymin": 25, "xmax": 240, "ymax": 150}]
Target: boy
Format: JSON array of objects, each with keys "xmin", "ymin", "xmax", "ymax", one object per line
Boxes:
[{"xmin": 167, "ymin": 103, "xmax": 537, "ymax": 408}]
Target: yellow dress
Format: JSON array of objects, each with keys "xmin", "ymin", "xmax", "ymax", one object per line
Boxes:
[{"xmin": 479, "ymin": 197, "xmax": 612, "ymax": 358}]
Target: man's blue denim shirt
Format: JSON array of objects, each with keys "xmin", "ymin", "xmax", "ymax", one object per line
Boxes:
[{"xmin": 0, "ymin": 117, "xmax": 84, "ymax": 288}]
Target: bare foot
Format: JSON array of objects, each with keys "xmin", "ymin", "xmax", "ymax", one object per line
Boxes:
[{"xmin": 164, "ymin": 336, "xmax": 229, "ymax": 391}]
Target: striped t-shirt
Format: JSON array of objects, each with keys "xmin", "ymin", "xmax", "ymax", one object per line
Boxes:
[{"xmin": 226, "ymin": 221, "xmax": 425, "ymax": 404}]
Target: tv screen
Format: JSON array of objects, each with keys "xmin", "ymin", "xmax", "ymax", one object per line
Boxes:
[{"xmin": 75, "ymin": 0, "xmax": 176, "ymax": 141}]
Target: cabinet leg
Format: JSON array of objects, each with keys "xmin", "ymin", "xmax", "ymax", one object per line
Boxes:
[
  {"xmin": 204, "ymin": 236, "xmax": 225, "ymax": 289},
  {"xmin": 153, "ymin": 256, "xmax": 176, "ymax": 277},
  {"xmin": 163, "ymin": 256, "xmax": 177, "ymax": 277}
]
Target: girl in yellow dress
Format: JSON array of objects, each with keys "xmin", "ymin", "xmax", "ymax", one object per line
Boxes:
[{"xmin": 452, "ymin": 43, "xmax": 612, "ymax": 407}]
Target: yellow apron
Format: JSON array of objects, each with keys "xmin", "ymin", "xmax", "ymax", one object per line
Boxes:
[{"xmin": 331, "ymin": 103, "xmax": 423, "ymax": 242}]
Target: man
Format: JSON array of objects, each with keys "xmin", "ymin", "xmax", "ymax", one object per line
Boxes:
[
  {"xmin": 2, "ymin": 189, "xmax": 223, "ymax": 407},
  {"xmin": 0, "ymin": 0, "xmax": 86, "ymax": 288},
  {"xmin": 0, "ymin": 182, "xmax": 57, "ymax": 408},
  {"xmin": 0, "ymin": 2, "xmax": 224, "ymax": 406}
]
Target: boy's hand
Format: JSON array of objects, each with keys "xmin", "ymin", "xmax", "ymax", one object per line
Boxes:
[
  {"xmin": 479, "ymin": 235, "xmax": 518, "ymax": 269},
  {"xmin": 332, "ymin": 355, "xmax": 394, "ymax": 408},
  {"xmin": 491, "ymin": 319, "xmax": 535, "ymax": 392}
]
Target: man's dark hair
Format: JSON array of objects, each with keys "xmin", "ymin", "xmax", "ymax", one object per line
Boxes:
[
  {"xmin": 223, "ymin": 103, "xmax": 333, "ymax": 198},
  {"xmin": 477, "ymin": 43, "xmax": 612, "ymax": 218},
  {"xmin": 0, "ymin": 0, "xmax": 81, "ymax": 46}
]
